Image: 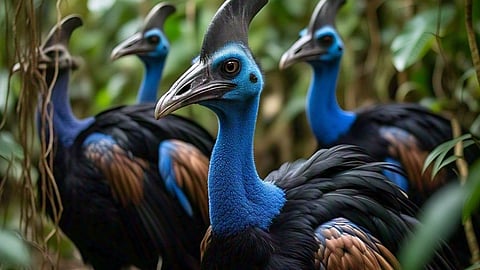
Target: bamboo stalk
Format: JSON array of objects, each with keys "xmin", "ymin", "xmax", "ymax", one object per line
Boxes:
[
  {"xmin": 452, "ymin": 118, "xmax": 480, "ymax": 264},
  {"xmin": 465, "ymin": 0, "xmax": 480, "ymax": 84}
]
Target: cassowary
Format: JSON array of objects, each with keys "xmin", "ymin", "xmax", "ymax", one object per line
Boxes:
[
  {"xmin": 32, "ymin": 15, "xmax": 213, "ymax": 269},
  {"xmin": 279, "ymin": 0, "xmax": 479, "ymax": 267},
  {"xmin": 111, "ymin": 2, "xmax": 175, "ymax": 103},
  {"xmin": 279, "ymin": 0, "xmax": 478, "ymax": 206},
  {"xmin": 154, "ymin": 0, "xmax": 459, "ymax": 269}
]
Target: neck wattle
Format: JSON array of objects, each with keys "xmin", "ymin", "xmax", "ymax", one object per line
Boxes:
[
  {"xmin": 306, "ymin": 60, "xmax": 356, "ymax": 146},
  {"xmin": 207, "ymin": 96, "xmax": 286, "ymax": 236},
  {"xmin": 137, "ymin": 59, "xmax": 165, "ymax": 103},
  {"xmin": 37, "ymin": 69, "xmax": 94, "ymax": 147}
]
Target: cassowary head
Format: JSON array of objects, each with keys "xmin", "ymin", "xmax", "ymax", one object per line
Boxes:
[
  {"xmin": 111, "ymin": 3, "xmax": 176, "ymax": 61},
  {"xmin": 13, "ymin": 15, "xmax": 82, "ymax": 73},
  {"xmin": 155, "ymin": 0, "xmax": 267, "ymax": 117},
  {"xmin": 279, "ymin": 0, "xmax": 345, "ymax": 69}
]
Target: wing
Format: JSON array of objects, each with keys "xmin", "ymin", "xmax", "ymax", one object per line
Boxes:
[
  {"xmin": 379, "ymin": 126, "xmax": 447, "ymax": 194},
  {"xmin": 82, "ymin": 132, "xmax": 149, "ymax": 206},
  {"xmin": 338, "ymin": 103, "xmax": 453, "ymax": 198},
  {"xmin": 200, "ymin": 226, "xmax": 213, "ymax": 260},
  {"xmin": 356, "ymin": 103, "xmax": 453, "ymax": 148},
  {"xmin": 158, "ymin": 139, "xmax": 209, "ymax": 223},
  {"xmin": 315, "ymin": 218, "xmax": 399, "ymax": 270}
]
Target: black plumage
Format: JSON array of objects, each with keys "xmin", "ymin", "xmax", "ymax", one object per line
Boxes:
[
  {"xmin": 154, "ymin": 0, "xmax": 460, "ymax": 268},
  {"xmin": 33, "ymin": 15, "xmax": 213, "ymax": 269},
  {"xmin": 334, "ymin": 103, "xmax": 454, "ymax": 202}
]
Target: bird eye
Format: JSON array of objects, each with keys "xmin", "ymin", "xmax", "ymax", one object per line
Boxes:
[
  {"xmin": 318, "ymin": 35, "xmax": 333, "ymax": 47},
  {"xmin": 45, "ymin": 50, "xmax": 63, "ymax": 59},
  {"xmin": 221, "ymin": 59, "xmax": 240, "ymax": 76},
  {"xmin": 147, "ymin": 35, "xmax": 160, "ymax": 45}
]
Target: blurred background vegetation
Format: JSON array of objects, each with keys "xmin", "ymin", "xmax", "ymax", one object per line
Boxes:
[{"xmin": 1, "ymin": 0, "xmax": 479, "ymax": 269}]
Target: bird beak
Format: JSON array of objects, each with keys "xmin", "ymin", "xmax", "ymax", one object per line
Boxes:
[
  {"xmin": 155, "ymin": 60, "xmax": 235, "ymax": 119},
  {"xmin": 279, "ymin": 34, "xmax": 327, "ymax": 70},
  {"xmin": 12, "ymin": 49, "xmax": 52, "ymax": 73},
  {"xmin": 11, "ymin": 62, "xmax": 23, "ymax": 73},
  {"xmin": 111, "ymin": 33, "xmax": 150, "ymax": 60}
]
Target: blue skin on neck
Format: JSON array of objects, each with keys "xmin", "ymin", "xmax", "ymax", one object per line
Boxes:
[
  {"xmin": 136, "ymin": 29, "xmax": 169, "ymax": 103},
  {"xmin": 37, "ymin": 69, "xmax": 94, "ymax": 147},
  {"xmin": 304, "ymin": 26, "xmax": 356, "ymax": 146},
  {"xmin": 200, "ymin": 44, "xmax": 286, "ymax": 235}
]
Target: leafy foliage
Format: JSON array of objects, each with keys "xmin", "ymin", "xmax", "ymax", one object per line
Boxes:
[
  {"xmin": 0, "ymin": 230, "xmax": 30, "ymax": 267},
  {"xmin": 391, "ymin": 5, "xmax": 455, "ymax": 72},
  {"xmin": 399, "ymin": 183, "xmax": 467, "ymax": 270},
  {"xmin": 422, "ymin": 134, "xmax": 479, "ymax": 179}
]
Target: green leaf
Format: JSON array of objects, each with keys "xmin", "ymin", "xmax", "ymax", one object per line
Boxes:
[
  {"xmin": 463, "ymin": 160, "xmax": 480, "ymax": 221},
  {"xmin": 0, "ymin": 230, "xmax": 30, "ymax": 267},
  {"xmin": 399, "ymin": 183, "xmax": 466, "ymax": 270},
  {"xmin": 0, "ymin": 132, "xmax": 24, "ymax": 160},
  {"xmin": 470, "ymin": 114, "xmax": 480, "ymax": 137},
  {"xmin": 422, "ymin": 134, "xmax": 473, "ymax": 176},
  {"xmin": 391, "ymin": 5, "xmax": 455, "ymax": 71},
  {"xmin": 431, "ymin": 140, "xmax": 475, "ymax": 177},
  {"xmin": 431, "ymin": 154, "xmax": 460, "ymax": 177},
  {"xmin": 465, "ymin": 262, "xmax": 480, "ymax": 270}
]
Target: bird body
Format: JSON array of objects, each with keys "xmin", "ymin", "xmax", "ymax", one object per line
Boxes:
[
  {"xmin": 35, "ymin": 15, "xmax": 213, "ymax": 269},
  {"xmin": 51, "ymin": 104, "xmax": 211, "ymax": 269},
  {"xmin": 154, "ymin": 0, "xmax": 458, "ymax": 268},
  {"xmin": 199, "ymin": 144, "xmax": 422, "ymax": 270},
  {"xmin": 283, "ymin": 40, "xmax": 454, "ymax": 196},
  {"xmin": 329, "ymin": 103, "xmax": 452, "ymax": 195}
]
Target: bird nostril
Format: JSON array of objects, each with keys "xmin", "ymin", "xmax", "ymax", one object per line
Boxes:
[{"xmin": 176, "ymin": 83, "xmax": 191, "ymax": 96}]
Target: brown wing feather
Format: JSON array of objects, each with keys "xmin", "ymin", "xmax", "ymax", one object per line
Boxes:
[
  {"xmin": 169, "ymin": 139, "xmax": 210, "ymax": 224},
  {"xmin": 200, "ymin": 226, "xmax": 213, "ymax": 260},
  {"xmin": 382, "ymin": 130, "xmax": 447, "ymax": 193},
  {"xmin": 84, "ymin": 142, "xmax": 149, "ymax": 206},
  {"xmin": 315, "ymin": 218, "xmax": 400, "ymax": 270}
]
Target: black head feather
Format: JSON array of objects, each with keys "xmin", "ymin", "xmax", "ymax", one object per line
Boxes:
[
  {"xmin": 200, "ymin": 0, "xmax": 268, "ymax": 60},
  {"xmin": 308, "ymin": 0, "xmax": 345, "ymax": 33},
  {"xmin": 36, "ymin": 15, "xmax": 83, "ymax": 71},
  {"xmin": 143, "ymin": 2, "xmax": 176, "ymax": 32},
  {"xmin": 42, "ymin": 15, "xmax": 83, "ymax": 50},
  {"xmin": 12, "ymin": 15, "xmax": 82, "ymax": 73}
]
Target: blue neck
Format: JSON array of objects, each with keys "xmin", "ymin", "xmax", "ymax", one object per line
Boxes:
[
  {"xmin": 37, "ymin": 69, "xmax": 94, "ymax": 147},
  {"xmin": 206, "ymin": 96, "xmax": 286, "ymax": 235},
  {"xmin": 306, "ymin": 60, "xmax": 356, "ymax": 145},
  {"xmin": 137, "ymin": 58, "xmax": 165, "ymax": 103}
]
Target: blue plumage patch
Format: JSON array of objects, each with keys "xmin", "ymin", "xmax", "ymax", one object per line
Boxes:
[
  {"xmin": 82, "ymin": 132, "xmax": 115, "ymax": 147},
  {"xmin": 158, "ymin": 140, "xmax": 194, "ymax": 216},
  {"xmin": 383, "ymin": 157, "xmax": 409, "ymax": 191}
]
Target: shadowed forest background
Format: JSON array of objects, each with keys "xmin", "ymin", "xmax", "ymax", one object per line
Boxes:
[{"xmin": 1, "ymin": 0, "xmax": 479, "ymax": 268}]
